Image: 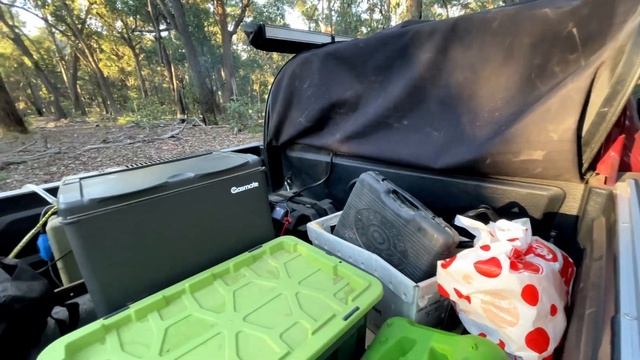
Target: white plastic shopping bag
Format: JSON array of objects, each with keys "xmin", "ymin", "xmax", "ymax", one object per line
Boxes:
[{"xmin": 436, "ymin": 216, "xmax": 576, "ymax": 360}]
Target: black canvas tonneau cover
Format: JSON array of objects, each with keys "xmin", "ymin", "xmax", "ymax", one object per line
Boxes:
[{"xmin": 266, "ymin": 0, "xmax": 640, "ymax": 182}]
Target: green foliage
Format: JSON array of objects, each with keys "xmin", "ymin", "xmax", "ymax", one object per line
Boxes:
[
  {"xmin": 117, "ymin": 98, "xmax": 175, "ymax": 125},
  {"xmin": 220, "ymin": 96, "xmax": 263, "ymax": 132},
  {"xmin": 251, "ymin": 0, "xmax": 292, "ymax": 25},
  {"xmin": 0, "ymin": 0, "xmax": 515, "ymax": 126},
  {"xmin": 184, "ymin": 1, "xmax": 220, "ymax": 60}
]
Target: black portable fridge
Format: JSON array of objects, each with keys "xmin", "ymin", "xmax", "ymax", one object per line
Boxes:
[{"xmin": 56, "ymin": 152, "xmax": 275, "ymax": 316}]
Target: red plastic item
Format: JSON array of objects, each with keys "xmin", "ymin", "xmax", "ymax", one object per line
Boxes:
[
  {"xmin": 595, "ymin": 98, "xmax": 640, "ymax": 185},
  {"xmin": 279, "ymin": 214, "xmax": 292, "ymax": 236}
]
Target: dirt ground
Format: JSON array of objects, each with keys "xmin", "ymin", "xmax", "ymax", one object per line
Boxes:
[{"xmin": 0, "ymin": 118, "xmax": 262, "ymax": 192}]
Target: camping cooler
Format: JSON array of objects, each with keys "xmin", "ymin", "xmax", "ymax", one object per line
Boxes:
[{"xmin": 56, "ymin": 151, "xmax": 274, "ymax": 316}]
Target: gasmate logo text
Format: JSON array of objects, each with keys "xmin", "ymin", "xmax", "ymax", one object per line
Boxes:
[{"xmin": 230, "ymin": 182, "xmax": 259, "ymax": 194}]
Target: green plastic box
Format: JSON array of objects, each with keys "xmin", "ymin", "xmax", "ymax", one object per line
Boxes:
[
  {"xmin": 363, "ymin": 317, "xmax": 507, "ymax": 360},
  {"xmin": 39, "ymin": 236, "xmax": 383, "ymax": 360}
]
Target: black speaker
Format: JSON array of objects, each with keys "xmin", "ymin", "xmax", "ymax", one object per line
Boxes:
[{"xmin": 334, "ymin": 171, "xmax": 459, "ymax": 282}]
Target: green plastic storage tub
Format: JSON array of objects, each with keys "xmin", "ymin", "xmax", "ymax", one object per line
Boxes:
[
  {"xmin": 39, "ymin": 236, "xmax": 383, "ymax": 360},
  {"xmin": 363, "ymin": 317, "xmax": 507, "ymax": 360}
]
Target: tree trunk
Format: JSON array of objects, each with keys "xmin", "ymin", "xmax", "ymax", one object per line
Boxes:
[
  {"xmin": 120, "ymin": 22, "xmax": 149, "ymax": 100},
  {"xmin": 148, "ymin": 0, "xmax": 186, "ymax": 118},
  {"xmin": 380, "ymin": 0, "xmax": 391, "ymax": 27},
  {"xmin": 172, "ymin": 64, "xmax": 188, "ymax": 118},
  {"xmin": 328, "ymin": 0, "xmax": 333, "ymax": 32},
  {"xmin": 212, "ymin": 0, "xmax": 249, "ymax": 105},
  {"xmin": 27, "ymin": 79, "xmax": 45, "ymax": 116},
  {"xmin": 164, "ymin": 44, "xmax": 187, "ymax": 118},
  {"xmin": 220, "ymin": 32, "xmax": 237, "ymax": 103},
  {"xmin": 92, "ymin": 63, "xmax": 117, "ymax": 115},
  {"xmin": 45, "ymin": 23, "xmax": 71, "ymax": 90},
  {"xmin": 60, "ymin": 1, "xmax": 119, "ymax": 115},
  {"xmin": 45, "ymin": 21, "xmax": 87, "ymax": 115},
  {"xmin": 68, "ymin": 53, "xmax": 87, "ymax": 115},
  {"xmin": 174, "ymin": 69, "xmax": 189, "ymax": 116},
  {"xmin": 130, "ymin": 45, "xmax": 149, "ymax": 99},
  {"xmin": 25, "ymin": 97, "xmax": 43, "ymax": 116},
  {"xmin": 0, "ymin": 7, "xmax": 66, "ymax": 119},
  {"xmin": 214, "ymin": 66, "xmax": 225, "ymax": 108},
  {"xmin": 410, "ymin": 0, "xmax": 422, "ymax": 19},
  {"xmin": 88, "ymin": 72, "xmax": 109, "ymax": 114},
  {"xmin": 441, "ymin": 0, "xmax": 450, "ymax": 18},
  {"xmin": 74, "ymin": 46, "xmax": 117, "ymax": 115},
  {"xmin": 0, "ymin": 73, "xmax": 28, "ymax": 133},
  {"xmin": 157, "ymin": 0, "xmax": 218, "ymax": 124},
  {"xmin": 214, "ymin": 0, "xmax": 234, "ymax": 103},
  {"xmin": 256, "ymin": 80, "xmax": 261, "ymax": 107},
  {"xmin": 20, "ymin": 68, "xmax": 45, "ymax": 116}
]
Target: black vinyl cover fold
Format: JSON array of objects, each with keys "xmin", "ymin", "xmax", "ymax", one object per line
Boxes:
[{"xmin": 266, "ymin": 0, "xmax": 640, "ymax": 182}]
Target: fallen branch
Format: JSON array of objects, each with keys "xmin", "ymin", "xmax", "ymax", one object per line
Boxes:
[
  {"xmin": 81, "ymin": 139, "xmax": 139, "ymax": 151},
  {"xmin": 190, "ymin": 117, "xmax": 206, "ymax": 127},
  {"xmin": 11, "ymin": 139, "xmax": 38, "ymax": 153},
  {"xmin": 0, "ymin": 149, "xmax": 61, "ymax": 170},
  {"xmin": 159, "ymin": 121, "xmax": 188, "ymax": 139},
  {"xmin": 80, "ymin": 124, "xmax": 188, "ymax": 152}
]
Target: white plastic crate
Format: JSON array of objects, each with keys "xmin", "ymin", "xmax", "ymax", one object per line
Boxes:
[{"xmin": 307, "ymin": 211, "xmax": 449, "ymax": 332}]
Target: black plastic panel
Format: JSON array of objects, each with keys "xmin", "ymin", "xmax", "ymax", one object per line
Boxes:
[
  {"xmin": 0, "ymin": 186, "xmax": 58, "ymax": 256},
  {"xmin": 281, "ymin": 145, "xmax": 566, "ymax": 236},
  {"xmin": 561, "ymin": 186, "xmax": 616, "ymax": 360}
]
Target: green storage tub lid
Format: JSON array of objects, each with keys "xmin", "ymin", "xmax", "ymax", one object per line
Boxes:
[
  {"xmin": 39, "ymin": 236, "xmax": 383, "ymax": 360},
  {"xmin": 363, "ymin": 317, "xmax": 508, "ymax": 360}
]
